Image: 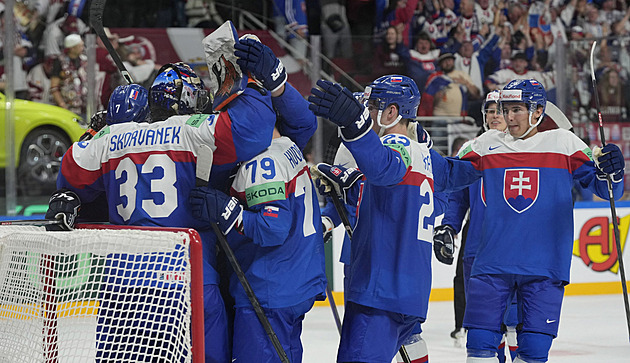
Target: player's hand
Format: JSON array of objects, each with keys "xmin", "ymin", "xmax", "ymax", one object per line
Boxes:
[
  {"xmin": 593, "ymin": 144, "xmax": 625, "ymax": 182},
  {"xmin": 190, "ymin": 186, "xmax": 243, "ymax": 235},
  {"xmin": 235, "ymin": 37, "xmax": 287, "ymax": 93},
  {"xmin": 45, "ymin": 189, "xmax": 81, "ymax": 231},
  {"xmin": 433, "ymin": 225, "xmax": 455, "ymax": 265},
  {"xmin": 308, "ymin": 80, "xmax": 372, "ymax": 141},
  {"xmin": 311, "ymin": 163, "xmax": 363, "ymax": 204},
  {"xmin": 322, "ymin": 216, "xmax": 334, "ymax": 244}
]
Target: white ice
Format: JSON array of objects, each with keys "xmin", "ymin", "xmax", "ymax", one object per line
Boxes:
[{"xmin": 302, "ymin": 294, "xmax": 630, "ymax": 362}]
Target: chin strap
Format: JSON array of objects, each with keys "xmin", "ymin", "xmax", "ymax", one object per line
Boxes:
[
  {"xmin": 516, "ymin": 111, "xmax": 543, "ymax": 139},
  {"xmin": 376, "ymin": 110, "xmax": 403, "ymax": 137}
]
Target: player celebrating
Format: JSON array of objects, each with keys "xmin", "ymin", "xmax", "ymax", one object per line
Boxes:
[
  {"xmin": 189, "ymin": 123, "xmax": 327, "ymax": 363},
  {"xmin": 459, "ymin": 79, "xmax": 624, "ymax": 363},
  {"xmin": 308, "ymin": 75, "xmax": 481, "ymax": 363},
  {"xmin": 434, "ymin": 90, "xmax": 518, "ymax": 361}
]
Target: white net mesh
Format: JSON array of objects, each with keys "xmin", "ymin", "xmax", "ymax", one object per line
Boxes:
[{"xmin": 0, "ymin": 225, "xmax": 198, "ymax": 363}]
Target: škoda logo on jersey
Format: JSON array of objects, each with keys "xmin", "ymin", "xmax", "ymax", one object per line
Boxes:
[{"xmin": 503, "ymin": 169, "xmax": 539, "ymax": 213}]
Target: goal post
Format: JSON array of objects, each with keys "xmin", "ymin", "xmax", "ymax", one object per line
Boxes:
[{"xmin": 0, "ymin": 224, "xmax": 205, "ymax": 363}]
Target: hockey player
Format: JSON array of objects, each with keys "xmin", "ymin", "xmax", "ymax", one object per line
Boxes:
[
  {"xmin": 189, "ymin": 122, "xmax": 327, "ymax": 363},
  {"xmin": 308, "ymin": 75, "xmax": 481, "ymax": 363},
  {"xmin": 459, "ymin": 79, "xmax": 624, "ymax": 363},
  {"xmin": 47, "ymin": 27, "xmax": 317, "ymax": 361},
  {"xmin": 434, "ymin": 90, "xmax": 519, "ymax": 361}
]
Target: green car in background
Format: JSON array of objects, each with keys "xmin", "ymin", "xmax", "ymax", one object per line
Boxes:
[{"xmin": 0, "ymin": 93, "xmax": 87, "ymax": 196}]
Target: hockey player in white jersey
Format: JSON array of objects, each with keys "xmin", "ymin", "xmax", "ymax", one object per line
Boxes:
[
  {"xmin": 308, "ymin": 75, "xmax": 481, "ymax": 363},
  {"xmin": 189, "ymin": 122, "xmax": 327, "ymax": 363},
  {"xmin": 459, "ymin": 79, "xmax": 624, "ymax": 363}
]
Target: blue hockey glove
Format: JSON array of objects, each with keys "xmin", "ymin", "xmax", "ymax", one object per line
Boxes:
[
  {"xmin": 234, "ymin": 37, "xmax": 287, "ymax": 93},
  {"xmin": 433, "ymin": 225, "xmax": 455, "ymax": 265},
  {"xmin": 45, "ymin": 189, "xmax": 81, "ymax": 231},
  {"xmin": 308, "ymin": 80, "xmax": 372, "ymax": 141},
  {"xmin": 311, "ymin": 163, "xmax": 363, "ymax": 204},
  {"xmin": 190, "ymin": 187, "xmax": 243, "ymax": 235},
  {"xmin": 594, "ymin": 144, "xmax": 625, "ymax": 182}
]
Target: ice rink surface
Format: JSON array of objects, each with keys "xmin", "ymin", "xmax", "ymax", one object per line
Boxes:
[{"xmin": 301, "ymin": 294, "xmax": 630, "ymax": 362}]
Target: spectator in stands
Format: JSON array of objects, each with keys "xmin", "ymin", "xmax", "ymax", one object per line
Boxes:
[
  {"xmin": 321, "ymin": 0, "xmax": 353, "ymax": 60},
  {"xmin": 185, "ymin": 0, "xmax": 223, "ymax": 28},
  {"xmin": 42, "ymin": 14, "xmax": 88, "ymax": 57},
  {"xmin": 374, "ymin": 0, "xmax": 419, "ymax": 48},
  {"xmin": 454, "ymin": 33, "xmax": 502, "ymax": 99},
  {"xmin": 273, "ymin": 0, "xmax": 309, "ymax": 66},
  {"xmin": 27, "ymin": 55, "xmax": 56, "ymax": 104},
  {"xmin": 583, "ymin": 3, "xmax": 606, "ymax": 38},
  {"xmin": 459, "ymin": 0, "xmax": 479, "ymax": 41},
  {"xmin": 374, "ymin": 26, "xmax": 406, "ymax": 76},
  {"xmin": 486, "ymin": 51, "xmax": 544, "ymax": 90},
  {"xmin": 50, "ymin": 34, "xmax": 87, "ymax": 117},
  {"xmin": 0, "ymin": 3, "xmax": 33, "ymax": 100},
  {"xmin": 423, "ymin": 0, "xmax": 458, "ymax": 47},
  {"xmin": 96, "ymin": 28, "xmax": 124, "ymax": 110},
  {"xmin": 475, "ymin": 0, "xmax": 496, "ymax": 28},
  {"xmin": 122, "ymin": 43, "xmax": 161, "ymax": 89},
  {"xmin": 397, "ymin": 31, "xmax": 440, "ymax": 92},
  {"xmin": 596, "ymin": 67, "xmax": 628, "ymax": 123},
  {"xmin": 418, "ymin": 51, "xmax": 479, "ymax": 153}
]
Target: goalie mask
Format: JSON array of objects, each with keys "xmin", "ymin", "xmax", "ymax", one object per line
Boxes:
[
  {"xmin": 107, "ymin": 84, "xmax": 149, "ymax": 124},
  {"xmin": 500, "ymin": 79, "xmax": 546, "ymax": 138},
  {"xmin": 149, "ymin": 62, "xmax": 209, "ymax": 120},
  {"xmin": 203, "ymin": 20, "xmax": 250, "ymax": 111},
  {"xmin": 364, "ymin": 75, "xmax": 420, "ymax": 135}
]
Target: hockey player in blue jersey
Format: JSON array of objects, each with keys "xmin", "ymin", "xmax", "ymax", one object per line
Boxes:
[
  {"xmin": 189, "ymin": 122, "xmax": 327, "ymax": 363},
  {"xmin": 308, "ymin": 75, "xmax": 481, "ymax": 363},
  {"xmin": 434, "ymin": 90, "xmax": 519, "ymax": 362},
  {"xmin": 459, "ymin": 79, "xmax": 624, "ymax": 363}
]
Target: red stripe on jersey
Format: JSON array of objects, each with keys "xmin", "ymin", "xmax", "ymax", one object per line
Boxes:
[
  {"xmin": 459, "ymin": 150, "xmax": 483, "ymax": 169},
  {"xmin": 101, "ymin": 150, "xmax": 196, "ymax": 174},
  {"xmin": 399, "ymin": 169, "xmax": 435, "ymax": 191},
  {"xmin": 284, "ymin": 166, "xmax": 310, "ymax": 195},
  {"xmin": 213, "ymin": 111, "xmax": 237, "ymax": 166},
  {"xmin": 480, "ymin": 151, "xmax": 588, "ymax": 173},
  {"xmin": 410, "ymin": 355, "xmax": 428, "ymax": 363},
  {"xmin": 60, "ymin": 144, "xmax": 103, "ymax": 189}
]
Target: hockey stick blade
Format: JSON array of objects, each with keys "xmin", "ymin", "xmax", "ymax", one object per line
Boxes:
[
  {"xmin": 545, "ymin": 101, "xmax": 573, "ymax": 131},
  {"xmin": 88, "ymin": 0, "xmax": 133, "ymax": 84},
  {"xmin": 0, "ymin": 219, "xmax": 62, "ymax": 226},
  {"xmin": 590, "ymin": 40, "xmax": 630, "ymax": 341},
  {"xmin": 195, "ymin": 144, "xmax": 213, "ymax": 187}
]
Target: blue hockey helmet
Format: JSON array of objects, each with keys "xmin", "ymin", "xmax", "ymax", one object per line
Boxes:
[
  {"xmin": 364, "ymin": 75, "xmax": 420, "ymax": 119},
  {"xmin": 500, "ymin": 79, "xmax": 546, "ymax": 115},
  {"xmin": 149, "ymin": 62, "xmax": 210, "ymax": 119},
  {"xmin": 106, "ymin": 84, "xmax": 149, "ymax": 125}
]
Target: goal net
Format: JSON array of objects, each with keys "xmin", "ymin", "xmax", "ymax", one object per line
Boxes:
[{"xmin": 0, "ymin": 224, "xmax": 204, "ymax": 363}]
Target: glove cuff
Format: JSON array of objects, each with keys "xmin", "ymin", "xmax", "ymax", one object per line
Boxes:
[
  {"xmin": 269, "ymin": 72, "xmax": 287, "ymax": 93},
  {"xmin": 339, "ymin": 108, "xmax": 374, "ymax": 142}
]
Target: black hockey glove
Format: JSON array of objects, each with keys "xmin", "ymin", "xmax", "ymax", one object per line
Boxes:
[
  {"xmin": 234, "ymin": 37, "xmax": 287, "ymax": 93},
  {"xmin": 45, "ymin": 189, "xmax": 81, "ymax": 231},
  {"xmin": 433, "ymin": 224, "xmax": 455, "ymax": 265},
  {"xmin": 80, "ymin": 110, "xmax": 108, "ymax": 141},
  {"xmin": 311, "ymin": 163, "xmax": 363, "ymax": 204},
  {"xmin": 308, "ymin": 80, "xmax": 372, "ymax": 141},
  {"xmin": 189, "ymin": 186, "xmax": 243, "ymax": 235},
  {"xmin": 594, "ymin": 144, "xmax": 625, "ymax": 183}
]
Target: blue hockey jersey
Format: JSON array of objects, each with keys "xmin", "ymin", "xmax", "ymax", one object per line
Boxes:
[
  {"xmin": 341, "ymin": 130, "xmax": 480, "ymax": 318},
  {"xmin": 228, "ymin": 136, "xmax": 327, "ymax": 308},
  {"xmin": 57, "ymin": 87, "xmax": 278, "ymax": 285},
  {"xmin": 459, "ymin": 128, "xmax": 624, "ymax": 282}
]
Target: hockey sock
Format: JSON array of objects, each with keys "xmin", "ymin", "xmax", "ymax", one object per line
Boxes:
[
  {"xmin": 396, "ymin": 333, "xmax": 428, "ymax": 363},
  {"xmin": 506, "ymin": 326, "xmax": 518, "ymax": 361}
]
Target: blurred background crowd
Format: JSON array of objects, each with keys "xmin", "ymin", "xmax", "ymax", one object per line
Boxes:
[{"xmin": 2, "ymin": 0, "xmax": 630, "ymax": 198}]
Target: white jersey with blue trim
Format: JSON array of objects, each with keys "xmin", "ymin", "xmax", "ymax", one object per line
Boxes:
[
  {"xmin": 229, "ymin": 136, "xmax": 327, "ymax": 309},
  {"xmin": 459, "ymin": 128, "xmax": 623, "ymax": 282}
]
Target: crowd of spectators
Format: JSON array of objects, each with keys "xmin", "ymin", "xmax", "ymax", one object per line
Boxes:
[{"xmin": 2, "ymin": 0, "xmax": 630, "ymax": 148}]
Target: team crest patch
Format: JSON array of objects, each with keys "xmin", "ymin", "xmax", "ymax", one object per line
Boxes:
[{"xmin": 503, "ymin": 169, "xmax": 539, "ymax": 213}]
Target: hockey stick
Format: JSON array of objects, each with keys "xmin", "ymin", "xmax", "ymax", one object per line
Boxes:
[
  {"xmin": 0, "ymin": 219, "xmax": 62, "ymax": 226},
  {"xmin": 590, "ymin": 40, "xmax": 630, "ymax": 340},
  {"xmin": 311, "ymin": 164, "xmax": 412, "ymax": 363},
  {"xmin": 88, "ymin": 0, "xmax": 133, "ymax": 84},
  {"xmin": 195, "ymin": 145, "xmax": 291, "ymax": 363}
]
